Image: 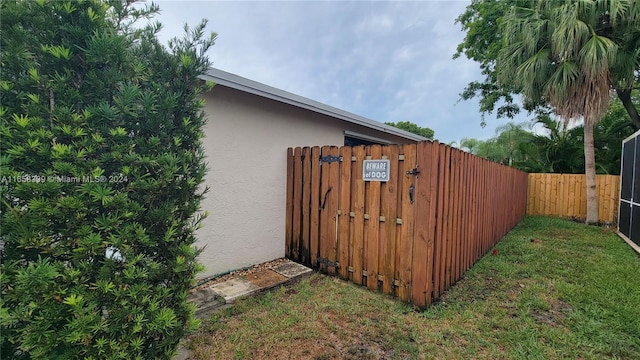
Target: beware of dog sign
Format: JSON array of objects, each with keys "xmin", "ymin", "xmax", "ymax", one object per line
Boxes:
[{"xmin": 363, "ymin": 160, "xmax": 390, "ymax": 182}]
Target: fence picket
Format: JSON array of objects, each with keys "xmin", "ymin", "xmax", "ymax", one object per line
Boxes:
[
  {"xmin": 338, "ymin": 146, "xmax": 352, "ymax": 279},
  {"xmin": 411, "ymin": 141, "xmax": 429, "ymax": 307},
  {"xmin": 364, "ymin": 145, "xmax": 382, "ymax": 290},
  {"xmin": 380, "ymin": 145, "xmax": 399, "ymax": 294},
  {"xmin": 292, "ymin": 148, "xmax": 303, "ymax": 260},
  {"xmin": 452, "ymin": 148, "xmax": 462, "ymax": 283},
  {"xmin": 310, "ymin": 146, "xmax": 321, "ymax": 268},
  {"xmin": 326, "ymin": 146, "xmax": 340, "ymax": 276},
  {"xmin": 397, "ymin": 144, "xmax": 416, "ymax": 302},
  {"xmin": 433, "ymin": 143, "xmax": 448, "ymax": 299},
  {"xmin": 445, "ymin": 149, "xmax": 457, "ymax": 290},
  {"xmin": 301, "ymin": 147, "xmax": 311, "ymax": 265},
  {"xmin": 350, "ymin": 146, "xmax": 366, "ymax": 284},
  {"xmin": 286, "ymin": 148, "xmax": 294, "ymax": 260}
]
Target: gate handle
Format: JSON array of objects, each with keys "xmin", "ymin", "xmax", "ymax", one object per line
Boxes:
[
  {"xmin": 320, "ymin": 186, "xmax": 333, "ymax": 210},
  {"xmin": 409, "ymin": 184, "xmax": 415, "ymax": 204}
]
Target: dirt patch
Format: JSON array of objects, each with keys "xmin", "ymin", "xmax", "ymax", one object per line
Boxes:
[
  {"xmin": 344, "ymin": 342, "xmax": 390, "ymax": 360},
  {"xmin": 308, "ymin": 273, "xmax": 323, "ymax": 286},
  {"xmin": 309, "ymin": 338, "xmax": 395, "ymax": 360},
  {"xmin": 531, "ymin": 299, "xmax": 572, "ymax": 327},
  {"xmin": 246, "ymin": 269, "xmax": 288, "ymax": 288},
  {"xmin": 545, "ymin": 229, "xmax": 578, "ymax": 240},
  {"xmin": 198, "ymin": 327, "xmax": 400, "ymax": 360},
  {"xmin": 436, "ymin": 272, "xmax": 505, "ymax": 305},
  {"xmin": 192, "ymin": 258, "xmax": 290, "ymax": 292},
  {"xmin": 285, "ymin": 288, "xmax": 298, "ymax": 296}
]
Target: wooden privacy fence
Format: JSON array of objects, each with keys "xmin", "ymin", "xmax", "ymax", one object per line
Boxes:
[
  {"xmin": 285, "ymin": 141, "xmax": 528, "ymax": 308},
  {"xmin": 527, "ymin": 173, "xmax": 620, "ymax": 224}
]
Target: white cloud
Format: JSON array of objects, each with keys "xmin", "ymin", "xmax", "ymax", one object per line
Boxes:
[
  {"xmin": 356, "ymin": 13, "xmax": 395, "ymax": 35},
  {"xmin": 149, "ymin": 0, "xmax": 525, "ymax": 144},
  {"xmin": 393, "ymin": 45, "xmax": 419, "ymax": 62}
]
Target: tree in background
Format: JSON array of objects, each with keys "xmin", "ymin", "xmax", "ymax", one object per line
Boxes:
[
  {"xmin": 454, "ymin": 0, "xmax": 525, "ymax": 125},
  {"xmin": 455, "ymin": 0, "xmax": 638, "ymax": 224},
  {"xmin": 385, "ymin": 121, "xmax": 435, "ymax": 139},
  {"xmin": 0, "ymin": 1, "xmax": 215, "ymax": 358},
  {"xmin": 459, "ymin": 137, "xmax": 481, "ymax": 153},
  {"xmin": 496, "ymin": 0, "xmax": 639, "ymax": 224},
  {"xmin": 461, "ymin": 110, "xmax": 636, "ymax": 175},
  {"xmin": 462, "ymin": 122, "xmax": 534, "ymax": 167},
  {"xmin": 593, "ymin": 91, "xmax": 639, "ymax": 174},
  {"xmin": 520, "ymin": 115, "xmax": 586, "ymax": 173},
  {"xmin": 491, "ymin": 122, "xmax": 532, "ymax": 167},
  {"xmin": 455, "ymin": 0, "xmax": 640, "ymax": 130}
]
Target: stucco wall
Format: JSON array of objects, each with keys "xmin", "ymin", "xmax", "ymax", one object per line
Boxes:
[{"xmin": 197, "ymin": 86, "xmax": 413, "ymax": 279}]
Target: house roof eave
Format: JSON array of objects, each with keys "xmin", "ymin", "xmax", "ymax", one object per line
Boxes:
[{"xmin": 199, "ymin": 68, "xmax": 428, "ymax": 143}]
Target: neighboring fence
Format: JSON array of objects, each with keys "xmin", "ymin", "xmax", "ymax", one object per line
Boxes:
[
  {"xmin": 527, "ymin": 173, "xmax": 620, "ymax": 224},
  {"xmin": 285, "ymin": 141, "xmax": 528, "ymax": 308}
]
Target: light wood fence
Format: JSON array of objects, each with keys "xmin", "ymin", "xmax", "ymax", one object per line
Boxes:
[
  {"xmin": 286, "ymin": 142, "xmax": 528, "ymax": 308},
  {"xmin": 526, "ymin": 173, "xmax": 620, "ymax": 224}
]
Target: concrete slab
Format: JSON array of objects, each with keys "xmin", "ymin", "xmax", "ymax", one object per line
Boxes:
[
  {"xmin": 272, "ymin": 261, "xmax": 313, "ymax": 278},
  {"xmin": 188, "ymin": 287, "xmax": 225, "ymax": 318},
  {"xmin": 211, "ymin": 278, "xmax": 260, "ymax": 303}
]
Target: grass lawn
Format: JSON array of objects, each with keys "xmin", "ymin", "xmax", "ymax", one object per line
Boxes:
[{"xmin": 186, "ymin": 216, "xmax": 640, "ymax": 359}]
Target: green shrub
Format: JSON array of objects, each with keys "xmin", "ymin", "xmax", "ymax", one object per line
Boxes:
[{"xmin": 0, "ymin": 1, "xmax": 216, "ymax": 358}]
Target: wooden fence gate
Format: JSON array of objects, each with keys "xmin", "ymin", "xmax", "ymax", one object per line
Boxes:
[{"xmin": 285, "ymin": 141, "xmax": 528, "ymax": 307}]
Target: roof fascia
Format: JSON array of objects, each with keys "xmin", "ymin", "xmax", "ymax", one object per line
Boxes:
[{"xmin": 199, "ymin": 69, "xmax": 428, "ymax": 143}]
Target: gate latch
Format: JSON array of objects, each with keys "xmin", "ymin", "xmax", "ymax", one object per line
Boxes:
[{"xmin": 406, "ymin": 167, "xmax": 420, "ymax": 175}]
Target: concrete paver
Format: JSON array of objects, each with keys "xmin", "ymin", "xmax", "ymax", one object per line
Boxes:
[
  {"xmin": 272, "ymin": 262, "xmax": 313, "ymax": 278},
  {"xmin": 189, "ymin": 287, "xmax": 225, "ymax": 318},
  {"xmin": 210, "ymin": 278, "xmax": 261, "ymax": 303}
]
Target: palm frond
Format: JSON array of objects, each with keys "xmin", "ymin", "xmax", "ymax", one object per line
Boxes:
[
  {"xmin": 516, "ymin": 49, "xmax": 551, "ymax": 91},
  {"xmin": 578, "ymin": 34, "xmax": 617, "ymax": 74},
  {"xmin": 610, "ymin": 47, "xmax": 637, "ymax": 88},
  {"xmin": 605, "ymin": 0, "xmax": 631, "ymax": 26},
  {"xmin": 544, "ymin": 61, "xmax": 582, "ymax": 120},
  {"xmin": 551, "ymin": 18, "xmax": 590, "ymax": 60}
]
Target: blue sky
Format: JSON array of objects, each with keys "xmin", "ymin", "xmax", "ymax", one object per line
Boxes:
[{"xmin": 150, "ymin": 0, "xmax": 531, "ymax": 144}]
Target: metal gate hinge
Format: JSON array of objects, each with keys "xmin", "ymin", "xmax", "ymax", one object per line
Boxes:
[
  {"xmin": 320, "ymin": 155, "xmax": 342, "ymax": 164},
  {"xmin": 317, "ymin": 257, "xmax": 340, "ymax": 268}
]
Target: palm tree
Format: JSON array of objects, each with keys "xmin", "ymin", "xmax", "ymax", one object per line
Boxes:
[
  {"xmin": 524, "ymin": 115, "xmax": 585, "ymax": 174},
  {"xmin": 459, "ymin": 137, "xmax": 480, "ymax": 154},
  {"xmin": 518, "ymin": 111, "xmax": 635, "ymax": 174},
  {"xmin": 461, "ymin": 123, "xmax": 535, "ymax": 167},
  {"xmin": 476, "ymin": 138, "xmax": 509, "ymax": 163},
  {"xmin": 493, "ymin": 122, "xmax": 532, "ymax": 166},
  {"xmin": 497, "ymin": 0, "xmax": 639, "ymax": 224}
]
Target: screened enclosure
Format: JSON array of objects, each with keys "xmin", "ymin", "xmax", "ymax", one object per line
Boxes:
[{"xmin": 619, "ymin": 129, "xmax": 640, "ymax": 249}]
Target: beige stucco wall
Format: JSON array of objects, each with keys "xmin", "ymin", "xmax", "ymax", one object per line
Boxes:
[{"xmin": 197, "ymin": 86, "xmax": 413, "ymax": 279}]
